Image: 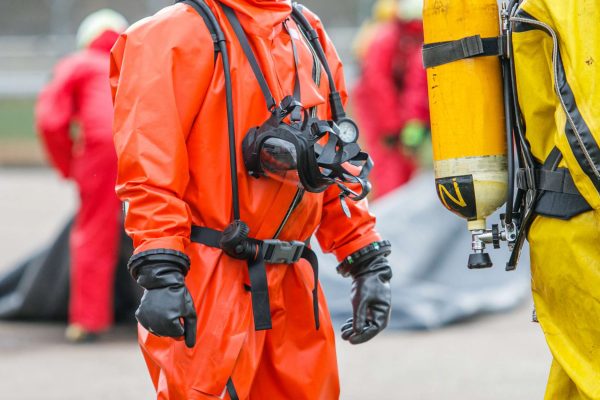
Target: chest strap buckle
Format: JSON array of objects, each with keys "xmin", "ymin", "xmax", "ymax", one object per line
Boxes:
[{"xmin": 261, "ymin": 240, "xmax": 305, "ymax": 264}]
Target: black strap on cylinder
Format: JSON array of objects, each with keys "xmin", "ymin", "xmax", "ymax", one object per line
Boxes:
[
  {"xmin": 190, "ymin": 225, "xmax": 320, "ymax": 330},
  {"xmin": 422, "ymin": 35, "xmax": 503, "ymax": 68}
]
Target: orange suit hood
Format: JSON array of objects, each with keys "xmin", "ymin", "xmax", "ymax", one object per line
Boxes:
[{"xmin": 217, "ymin": 0, "xmax": 292, "ymax": 36}]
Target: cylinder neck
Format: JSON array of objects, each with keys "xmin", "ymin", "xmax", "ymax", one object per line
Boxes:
[{"xmin": 468, "ymin": 218, "xmax": 486, "ymax": 231}]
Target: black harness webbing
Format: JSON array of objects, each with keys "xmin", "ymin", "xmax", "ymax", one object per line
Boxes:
[
  {"xmin": 517, "ymin": 147, "xmax": 592, "ymax": 220},
  {"xmin": 221, "ymin": 4, "xmax": 278, "ymax": 111},
  {"xmin": 226, "ymin": 377, "xmax": 239, "ymax": 400},
  {"xmin": 422, "ymin": 35, "xmax": 503, "ymax": 68},
  {"xmin": 179, "ymin": 0, "xmax": 219, "ymax": 61},
  {"xmin": 221, "ymin": 3, "xmax": 303, "ymax": 117},
  {"xmin": 283, "ymin": 19, "xmax": 303, "ymax": 124},
  {"xmin": 179, "ymin": 0, "xmax": 240, "ymax": 222},
  {"xmin": 181, "ymin": 0, "xmax": 322, "ymax": 332},
  {"xmin": 191, "ymin": 225, "xmax": 320, "ymax": 330}
]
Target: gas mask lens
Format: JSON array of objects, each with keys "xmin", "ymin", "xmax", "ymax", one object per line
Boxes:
[
  {"xmin": 259, "ymin": 137, "xmax": 301, "ymax": 186},
  {"xmin": 260, "ymin": 138, "xmax": 298, "ymax": 172}
]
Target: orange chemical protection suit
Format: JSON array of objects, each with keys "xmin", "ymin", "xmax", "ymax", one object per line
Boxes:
[{"xmin": 110, "ymin": 1, "xmax": 381, "ymax": 399}]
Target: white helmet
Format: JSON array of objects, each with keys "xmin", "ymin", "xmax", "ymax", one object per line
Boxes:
[
  {"xmin": 397, "ymin": 0, "xmax": 423, "ymax": 21},
  {"xmin": 76, "ymin": 9, "xmax": 128, "ymax": 49}
]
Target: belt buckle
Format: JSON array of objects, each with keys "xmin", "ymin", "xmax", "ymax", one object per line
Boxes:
[{"xmin": 261, "ymin": 240, "xmax": 305, "ymax": 264}]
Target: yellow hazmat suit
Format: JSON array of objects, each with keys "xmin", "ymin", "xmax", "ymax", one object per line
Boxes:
[{"xmin": 512, "ymin": 0, "xmax": 600, "ymax": 398}]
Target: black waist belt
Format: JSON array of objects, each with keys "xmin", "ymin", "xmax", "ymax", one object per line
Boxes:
[
  {"xmin": 190, "ymin": 226, "xmax": 320, "ymax": 331},
  {"xmin": 517, "ymin": 167, "xmax": 592, "ymax": 220},
  {"xmin": 517, "ymin": 168, "xmax": 580, "ymax": 195}
]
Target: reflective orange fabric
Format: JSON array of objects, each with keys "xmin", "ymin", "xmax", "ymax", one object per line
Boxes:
[{"xmin": 111, "ymin": 1, "xmax": 381, "ymax": 398}]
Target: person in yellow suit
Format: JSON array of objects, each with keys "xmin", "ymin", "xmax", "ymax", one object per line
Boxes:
[
  {"xmin": 511, "ymin": 0, "xmax": 600, "ymax": 398},
  {"xmin": 424, "ymin": 0, "xmax": 600, "ymax": 396}
]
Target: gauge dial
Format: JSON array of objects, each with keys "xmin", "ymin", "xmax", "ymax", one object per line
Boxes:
[{"xmin": 336, "ymin": 118, "xmax": 359, "ymax": 143}]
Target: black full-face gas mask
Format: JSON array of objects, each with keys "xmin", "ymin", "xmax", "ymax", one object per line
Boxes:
[{"xmin": 243, "ymin": 95, "xmax": 372, "ymax": 200}]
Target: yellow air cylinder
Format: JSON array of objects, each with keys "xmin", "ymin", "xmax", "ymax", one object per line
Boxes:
[{"xmin": 423, "ymin": 0, "xmax": 507, "ymax": 234}]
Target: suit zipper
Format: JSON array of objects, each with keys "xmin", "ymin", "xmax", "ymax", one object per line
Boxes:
[
  {"xmin": 272, "ymin": 25, "xmax": 321, "ymax": 240},
  {"xmin": 273, "ymin": 188, "xmax": 305, "ymax": 239}
]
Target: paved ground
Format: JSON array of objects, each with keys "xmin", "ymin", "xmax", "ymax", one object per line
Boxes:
[{"xmin": 0, "ymin": 169, "xmax": 551, "ymax": 399}]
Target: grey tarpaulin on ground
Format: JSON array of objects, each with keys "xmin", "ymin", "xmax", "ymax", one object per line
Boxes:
[
  {"xmin": 0, "ymin": 217, "xmax": 139, "ymax": 322},
  {"xmin": 317, "ymin": 172, "xmax": 531, "ymax": 330}
]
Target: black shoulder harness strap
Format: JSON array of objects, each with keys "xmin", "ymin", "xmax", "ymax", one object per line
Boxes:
[
  {"xmin": 178, "ymin": 0, "xmax": 346, "ymax": 120},
  {"xmin": 221, "ymin": 3, "xmax": 284, "ymax": 112},
  {"xmin": 422, "ymin": 35, "xmax": 504, "ymax": 69},
  {"xmin": 221, "ymin": 3, "xmax": 303, "ymax": 119},
  {"xmin": 178, "ymin": 0, "xmax": 222, "ymax": 62}
]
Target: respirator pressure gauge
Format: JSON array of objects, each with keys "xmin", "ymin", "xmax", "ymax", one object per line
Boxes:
[{"xmin": 336, "ymin": 118, "xmax": 359, "ymax": 144}]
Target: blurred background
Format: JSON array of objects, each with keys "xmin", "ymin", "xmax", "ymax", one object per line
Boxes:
[
  {"xmin": 0, "ymin": 0, "xmax": 372, "ymax": 166},
  {"xmin": 0, "ymin": 0, "xmax": 550, "ymax": 399},
  {"xmin": 0, "ymin": 0, "xmax": 366, "ymax": 166}
]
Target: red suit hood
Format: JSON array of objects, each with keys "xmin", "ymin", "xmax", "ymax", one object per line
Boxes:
[{"xmin": 88, "ymin": 29, "xmax": 120, "ymax": 54}]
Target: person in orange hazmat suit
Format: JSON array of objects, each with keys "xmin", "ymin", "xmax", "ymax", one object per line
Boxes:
[
  {"xmin": 110, "ymin": 0, "xmax": 393, "ymax": 399},
  {"xmin": 36, "ymin": 9, "xmax": 128, "ymax": 342}
]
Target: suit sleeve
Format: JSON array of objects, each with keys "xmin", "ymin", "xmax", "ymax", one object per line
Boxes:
[
  {"xmin": 302, "ymin": 9, "xmax": 382, "ymax": 262},
  {"xmin": 35, "ymin": 58, "xmax": 77, "ymax": 178},
  {"xmin": 110, "ymin": 5, "xmax": 215, "ymax": 254}
]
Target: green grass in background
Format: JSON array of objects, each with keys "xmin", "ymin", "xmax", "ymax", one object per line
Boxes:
[
  {"xmin": 0, "ymin": 98, "xmax": 36, "ymax": 141},
  {"xmin": 0, "ymin": 98, "xmax": 45, "ymax": 166}
]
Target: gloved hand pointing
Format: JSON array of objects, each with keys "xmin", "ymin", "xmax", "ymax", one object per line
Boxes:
[
  {"xmin": 128, "ymin": 250, "xmax": 197, "ymax": 348},
  {"xmin": 338, "ymin": 241, "xmax": 392, "ymax": 344}
]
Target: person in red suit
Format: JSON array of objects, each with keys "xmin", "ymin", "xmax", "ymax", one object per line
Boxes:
[
  {"xmin": 35, "ymin": 9, "xmax": 128, "ymax": 342},
  {"xmin": 353, "ymin": 0, "xmax": 429, "ymax": 198}
]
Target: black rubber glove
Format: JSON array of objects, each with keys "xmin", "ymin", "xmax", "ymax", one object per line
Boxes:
[
  {"xmin": 128, "ymin": 250, "xmax": 196, "ymax": 348},
  {"xmin": 338, "ymin": 243, "xmax": 392, "ymax": 345}
]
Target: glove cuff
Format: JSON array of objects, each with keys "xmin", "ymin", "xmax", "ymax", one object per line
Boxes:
[
  {"xmin": 352, "ymin": 256, "xmax": 392, "ymax": 280},
  {"xmin": 128, "ymin": 248, "xmax": 190, "ymax": 280},
  {"xmin": 337, "ymin": 240, "xmax": 391, "ymax": 278}
]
